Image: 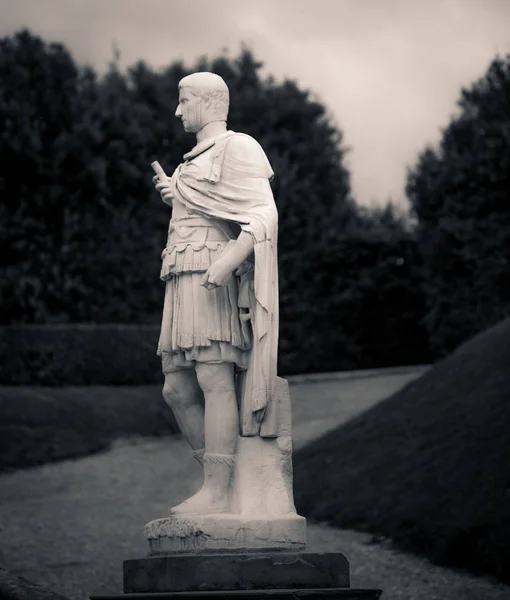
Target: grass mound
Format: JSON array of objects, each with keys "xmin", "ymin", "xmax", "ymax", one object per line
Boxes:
[
  {"xmin": 0, "ymin": 385, "xmax": 179, "ymax": 472},
  {"xmin": 293, "ymin": 316, "xmax": 510, "ymax": 584}
]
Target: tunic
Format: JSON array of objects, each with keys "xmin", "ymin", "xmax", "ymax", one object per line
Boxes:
[{"xmin": 157, "ymin": 184, "xmax": 252, "ymax": 373}]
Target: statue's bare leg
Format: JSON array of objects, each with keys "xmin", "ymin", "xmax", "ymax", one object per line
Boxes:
[
  {"xmin": 197, "ymin": 362, "xmax": 239, "ymax": 456},
  {"xmin": 170, "ymin": 362, "xmax": 238, "ymax": 515},
  {"xmin": 162, "ymin": 368, "xmax": 205, "ymax": 453}
]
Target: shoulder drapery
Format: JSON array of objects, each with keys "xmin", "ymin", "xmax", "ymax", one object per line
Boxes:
[{"xmin": 170, "ymin": 131, "xmax": 280, "ymax": 437}]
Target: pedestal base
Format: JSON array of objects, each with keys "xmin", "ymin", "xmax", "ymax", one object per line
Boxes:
[
  {"xmin": 123, "ymin": 552, "xmax": 349, "ymax": 594},
  {"xmin": 145, "ymin": 514, "xmax": 306, "ymax": 554},
  {"xmin": 91, "ymin": 588, "xmax": 382, "ymax": 599}
]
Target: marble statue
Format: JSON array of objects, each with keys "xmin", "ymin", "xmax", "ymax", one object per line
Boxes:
[
  {"xmin": 121, "ymin": 72, "xmax": 375, "ymax": 598},
  {"xmin": 148, "ymin": 72, "xmax": 305, "ymax": 554}
]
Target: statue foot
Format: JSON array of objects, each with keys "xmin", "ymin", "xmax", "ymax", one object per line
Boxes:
[
  {"xmin": 170, "ymin": 452, "xmax": 235, "ymax": 516},
  {"xmin": 170, "ymin": 487, "xmax": 230, "ymax": 515}
]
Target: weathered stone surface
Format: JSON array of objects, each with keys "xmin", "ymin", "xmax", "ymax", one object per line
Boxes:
[
  {"xmin": 123, "ymin": 552, "xmax": 350, "ymax": 594},
  {"xmin": 145, "ymin": 513, "xmax": 306, "ymax": 554},
  {"xmin": 145, "ymin": 414, "xmax": 305, "ymax": 556},
  {"xmin": 233, "ymin": 419, "xmax": 296, "ymax": 517}
]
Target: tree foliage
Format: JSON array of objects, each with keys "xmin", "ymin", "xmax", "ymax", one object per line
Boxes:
[
  {"xmin": 279, "ymin": 203, "xmax": 430, "ymax": 373},
  {"xmin": 0, "ymin": 30, "xmax": 86, "ymax": 321},
  {"xmin": 406, "ymin": 55, "xmax": 510, "ymax": 357}
]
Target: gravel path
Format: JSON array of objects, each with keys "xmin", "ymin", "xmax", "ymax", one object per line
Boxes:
[{"xmin": 1, "ymin": 368, "xmax": 508, "ymax": 600}]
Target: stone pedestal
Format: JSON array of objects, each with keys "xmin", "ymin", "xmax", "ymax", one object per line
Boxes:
[
  {"xmin": 123, "ymin": 552, "xmax": 350, "ymax": 594},
  {"xmin": 145, "ymin": 514, "xmax": 306, "ymax": 554},
  {"xmin": 92, "ymin": 590, "xmax": 381, "ymax": 599}
]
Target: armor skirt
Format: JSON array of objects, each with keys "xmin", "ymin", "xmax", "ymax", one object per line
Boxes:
[{"xmin": 157, "ymin": 241, "xmax": 252, "ymax": 374}]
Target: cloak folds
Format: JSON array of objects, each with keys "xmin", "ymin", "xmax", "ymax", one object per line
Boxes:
[{"xmin": 170, "ymin": 131, "xmax": 280, "ymax": 437}]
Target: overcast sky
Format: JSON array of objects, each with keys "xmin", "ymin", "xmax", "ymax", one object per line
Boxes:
[{"xmin": 1, "ymin": 0, "xmax": 509, "ymax": 207}]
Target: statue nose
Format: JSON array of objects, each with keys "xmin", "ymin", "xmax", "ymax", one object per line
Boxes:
[{"xmin": 175, "ymin": 105, "xmax": 182, "ymax": 117}]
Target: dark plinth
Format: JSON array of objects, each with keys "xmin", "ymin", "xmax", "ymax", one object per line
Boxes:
[
  {"xmin": 90, "ymin": 551, "xmax": 382, "ymax": 599},
  {"xmin": 123, "ymin": 552, "xmax": 349, "ymax": 594},
  {"xmin": 91, "ymin": 588, "xmax": 382, "ymax": 599}
]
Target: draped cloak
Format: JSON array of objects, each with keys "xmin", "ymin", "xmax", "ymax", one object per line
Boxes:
[{"xmin": 168, "ymin": 130, "xmax": 280, "ymax": 437}]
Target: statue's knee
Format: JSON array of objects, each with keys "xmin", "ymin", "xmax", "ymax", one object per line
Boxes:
[
  {"xmin": 162, "ymin": 372, "xmax": 192, "ymax": 408},
  {"xmin": 162, "ymin": 379, "xmax": 176, "ymax": 406}
]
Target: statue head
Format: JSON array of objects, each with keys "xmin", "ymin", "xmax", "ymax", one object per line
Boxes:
[{"xmin": 176, "ymin": 72, "xmax": 230, "ymax": 133}]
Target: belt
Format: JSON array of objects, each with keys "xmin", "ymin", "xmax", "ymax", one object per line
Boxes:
[
  {"xmin": 170, "ymin": 216, "xmax": 215, "ymax": 228},
  {"xmin": 168, "ymin": 216, "xmax": 231, "ymax": 243}
]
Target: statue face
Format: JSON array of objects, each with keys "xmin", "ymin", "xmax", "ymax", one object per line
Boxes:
[{"xmin": 175, "ymin": 87, "xmax": 206, "ymax": 133}]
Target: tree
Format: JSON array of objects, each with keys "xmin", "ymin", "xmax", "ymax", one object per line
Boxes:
[
  {"xmin": 278, "ymin": 202, "xmax": 430, "ymax": 374},
  {"xmin": 406, "ymin": 54, "xmax": 510, "ymax": 357},
  {"xmin": 0, "ymin": 30, "xmax": 89, "ymax": 322},
  {"xmin": 0, "ymin": 33, "xmax": 185, "ymax": 324}
]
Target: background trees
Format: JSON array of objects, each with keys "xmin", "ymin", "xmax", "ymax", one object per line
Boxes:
[{"xmin": 406, "ymin": 55, "xmax": 510, "ymax": 358}]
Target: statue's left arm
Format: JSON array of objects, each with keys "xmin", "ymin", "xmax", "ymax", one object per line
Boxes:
[{"xmin": 201, "ymin": 230, "xmax": 254, "ymax": 289}]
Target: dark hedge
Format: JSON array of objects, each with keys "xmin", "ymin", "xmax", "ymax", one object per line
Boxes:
[{"xmin": 294, "ymin": 315, "xmax": 510, "ymax": 585}]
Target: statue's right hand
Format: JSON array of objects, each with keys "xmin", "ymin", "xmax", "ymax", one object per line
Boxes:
[{"xmin": 154, "ymin": 178, "xmax": 173, "ymax": 204}]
